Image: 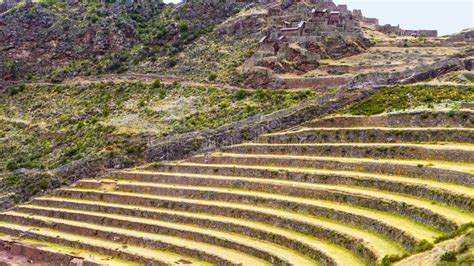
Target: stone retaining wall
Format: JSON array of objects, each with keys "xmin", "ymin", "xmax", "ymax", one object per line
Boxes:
[
  {"xmin": 138, "ymin": 163, "xmax": 473, "ymax": 211},
  {"xmin": 305, "ymin": 111, "xmax": 474, "ymax": 128},
  {"xmin": 0, "ymin": 214, "xmax": 232, "ymax": 266},
  {"xmin": 0, "ymin": 240, "xmax": 98, "ymax": 266},
  {"xmin": 12, "ymin": 208, "xmax": 288, "ymax": 266},
  {"xmin": 224, "ymin": 144, "xmax": 474, "ymax": 163},
  {"xmin": 54, "ymin": 189, "xmax": 419, "ymax": 254},
  {"xmin": 144, "ymin": 86, "xmax": 377, "ymax": 162},
  {"xmin": 281, "ymin": 75, "xmax": 352, "ymax": 89},
  {"xmin": 258, "ymin": 128, "xmax": 474, "ymax": 145},
  {"xmin": 187, "ymin": 155, "xmax": 474, "ymax": 188},
  {"xmin": 350, "ymin": 57, "xmax": 467, "ymax": 88},
  {"xmin": 0, "ymin": 226, "xmax": 165, "ymax": 265},
  {"xmin": 78, "ymin": 179, "xmax": 457, "ymax": 234},
  {"xmin": 29, "ymin": 199, "xmax": 339, "ymax": 265}
]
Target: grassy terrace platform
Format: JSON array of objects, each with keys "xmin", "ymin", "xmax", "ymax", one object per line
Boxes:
[
  {"xmin": 76, "ymin": 179, "xmax": 471, "ymax": 230},
  {"xmin": 7, "ymin": 205, "xmax": 321, "ymax": 265},
  {"xmin": 0, "ymin": 222, "xmax": 209, "ymax": 265}
]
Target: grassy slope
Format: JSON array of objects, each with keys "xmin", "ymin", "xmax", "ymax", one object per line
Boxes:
[
  {"xmin": 0, "ymin": 81, "xmax": 319, "ymax": 202},
  {"xmin": 347, "ymin": 85, "xmax": 474, "ymax": 116}
]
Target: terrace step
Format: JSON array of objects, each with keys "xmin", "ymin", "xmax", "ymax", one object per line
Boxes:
[
  {"xmin": 223, "ymin": 143, "xmax": 474, "ymax": 163},
  {"xmin": 186, "ymin": 153, "xmax": 474, "ymax": 187},
  {"xmin": 25, "ymin": 196, "xmax": 403, "ymax": 265},
  {"xmin": 0, "ymin": 211, "xmax": 270, "ymax": 266},
  {"xmin": 257, "ymin": 127, "xmax": 474, "ymax": 144},
  {"xmin": 305, "ymin": 112, "xmax": 474, "ymax": 128},
  {"xmin": 75, "ymin": 179, "xmax": 472, "ymax": 234},
  {"xmin": 12, "ymin": 205, "xmax": 317, "ymax": 266},
  {"xmin": 141, "ymin": 162, "xmax": 474, "ymax": 211},
  {"xmin": 0, "ymin": 234, "xmax": 133, "ymax": 265},
  {"xmin": 278, "ymin": 75, "xmax": 352, "ymax": 90},
  {"xmin": 0, "ymin": 221, "xmax": 207, "ymax": 265},
  {"xmin": 58, "ymin": 185, "xmax": 445, "ymax": 249}
]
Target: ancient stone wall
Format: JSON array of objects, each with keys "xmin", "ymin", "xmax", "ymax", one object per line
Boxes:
[
  {"xmin": 417, "ymin": 30, "xmax": 438, "ymax": 37},
  {"xmin": 281, "ymin": 75, "xmax": 351, "ymax": 89},
  {"xmin": 376, "ymin": 24, "xmax": 401, "ymax": 35},
  {"xmin": 377, "ymin": 24, "xmax": 438, "ymax": 38},
  {"xmin": 244, "ymin": 0, "xmax": 368, "ymax": 83},
  {"xmin": 144, "ymin": 86, "xmax": 377, "ymax": 162}
]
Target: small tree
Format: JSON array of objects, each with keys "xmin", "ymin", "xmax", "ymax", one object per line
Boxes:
[{"xmin": 208, "ymin": 72, "xmax": 218, "ymax": 82}]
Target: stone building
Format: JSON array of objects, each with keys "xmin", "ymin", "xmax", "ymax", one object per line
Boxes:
[
  {"xmin": 376, "ymin": 24, "xmax": 401, "ymax": 35},
  {"xmin": 417, "ymin": 30, "xmax": 438, "ymax": 38},
  {"xmin": 352, "ymin": 9, "xmax": 379, "ymax": 25},
  {"xmin": 249, "ymin": 0, "xmax": 366, "ymax": 77},
  {"xmin": 377, "ymin": 23, "xmax": 438, "ymax": 38}
]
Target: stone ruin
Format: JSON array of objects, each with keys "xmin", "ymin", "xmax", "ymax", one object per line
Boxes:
[
  {"xmin": 376, "ymin": 24, "xmax": 438, "ymax": 38},
  {"xmin": 351, "ymin": 8, "xmax": 379, "ymax": 25},
  {"xmin": 240, "ymin": 0, "xmax": 444, "ymax": 89},
  {"xmin": 241, "ymin": 0, "xmax": 372, "ymax": 88},
  {"xmin": 256, "ymin": 0, "xmax": 364, "ymax": 62}
]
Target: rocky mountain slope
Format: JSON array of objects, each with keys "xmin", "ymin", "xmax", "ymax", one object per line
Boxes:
[
  {"xmin": 0, "ymin": 0, "xmax": 473, "ymax": 265},
  {"xmin": 0, "ymin": 0, "xmax": 251, "ymax": 81}
]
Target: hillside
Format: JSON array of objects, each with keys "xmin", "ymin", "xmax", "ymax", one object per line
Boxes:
[{"xmin": 0, "ymin": 0, "xmax": 473, "ymax": 265}]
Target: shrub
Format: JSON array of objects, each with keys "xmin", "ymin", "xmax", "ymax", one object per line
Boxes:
[
  {"xmin": 415, "ymin": 239, "xmax": 434, "ymax": 253},
  {"xmin": 234, "ymin": 89, "xmax": 250, "ymax": 100},
  {"xmin": 87, "ymin": 14, "xmax": 100, "ymax": 23},
  {"xmin": 208, "ymin": 72, "xmax": 218, "ymax": 82},
  {"xmin": 167, "ymin": 58, "xmax": 177, "ymax": 67},
  {"xmin": 8, "ymin": 84, "xmax": 25, "ymax": 96},
  {"xmin": 178, "ymin": 21, "xmax": 189, "ymax": 32},
  {"xmin": 6, "ymin": 160, "xmax": 19, "ymax": 171},
  {"xmin": 158, "ymin": 88, "xmax": 167, "ymax": 99},
  {"xmin": 38, "ymin": 180, "xmax": 50, "ymax": 190},
  {"xmin": 38, "ymin": 0, "xmax": 61, "ymax": 7},
  {"xmin": 440, "ymin": 251, "xmax": 457, "ymax": 262},
  {"xmin": 152, "ymin": 79, "xmax": 162, "ymax": 89},
  {"xmin": 381, "ymin": 254, "xmax": 408, "ymax": 266},
  {"xmin": 4, "ymin": 175, "xmax": 20, "ymax": 186}
]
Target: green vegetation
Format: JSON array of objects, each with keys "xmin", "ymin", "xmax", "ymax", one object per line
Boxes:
[
  {"xmin": 348, "ymin": 85, "xmax": 474, "ymax": 116},
  {"xmin": 435, "ymin": 223, "xmax": 474, "ymax": 243},
  {"xmin": 440, "ymin": 251, "xmax": 457, "ymax": 262},
  {"xmin": 41, "ymin": 3, "xmax": 240, "ymax": 81},
  {"xmin": 381, "ymin": 254, "xmax": 409, "ymax": 266},
  {"xmin": 437, "ymin": 234, "xmax": 474, "ymax": 266},
  {"xmin": 148, "ymin": 11, "xmax": 261, "ymax": 84},
  {"xmin": 415, "ymin": 239, "xmax": 435, "ymax": 253},
  {"xmin": 0, "ymin": 82, "xmax": 319, "ymax": 199},
  {"xmin": 0, "ymin": 52, "xmax": 19, "ymax": 80},
  {"xmin": 38, "ymin": 0, "xmax": 63, "ymax": 8}
]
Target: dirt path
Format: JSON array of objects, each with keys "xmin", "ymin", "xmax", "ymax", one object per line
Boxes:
[{"xmin": 2, "ymin": 73, "xmax": 249, "ymax": 91}]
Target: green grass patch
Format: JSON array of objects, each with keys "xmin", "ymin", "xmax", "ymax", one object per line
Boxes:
[
  {"xmin": 347, "ymin": 85, "xmax": 474, "ymax": 116},
  {"xmin": 415, "ymin": 239, "xmax": 435, "ymax": 253},
  {"xmin": 1, "ymin": 82, "xmax": 319, "ymax": 175},
  {"xmin": 435, "ymin": 222, "xmax": 474, "ymax": 243}
]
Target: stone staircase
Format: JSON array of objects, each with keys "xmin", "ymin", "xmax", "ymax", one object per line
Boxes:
[{"xmin": 0, "ymin": 111, "xmax": 473, "ymax": 265}]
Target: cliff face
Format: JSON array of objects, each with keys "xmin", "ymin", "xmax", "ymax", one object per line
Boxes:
[
  {"xmin": 0, "ymin": 0, "xmax": 254, "ymax": 81},
  {"xmin": 0, "ymin": 1, "xmax": 158, "ymax": 80}
]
